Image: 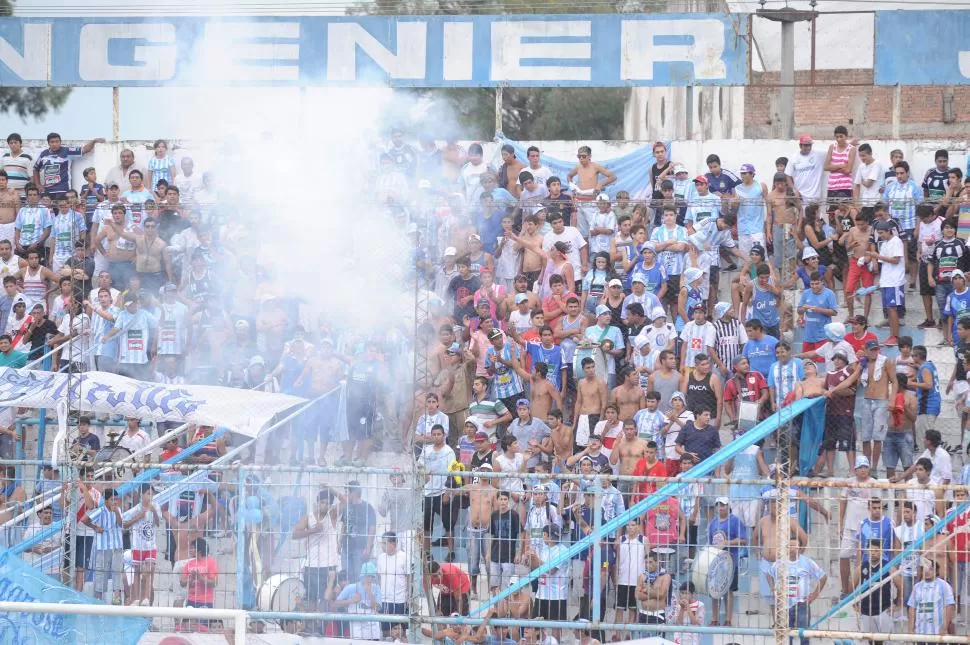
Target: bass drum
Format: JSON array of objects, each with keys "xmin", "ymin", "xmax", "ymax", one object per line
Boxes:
[
  {"xmin": 92, "ymin": 444, "xmax": 133, "ymax": 484},
  {"xmin": 690, "ymin": 546, "xmax": 734, "ymax": 599},
  {"xmin": 572, "ymin": 345, "xmax": 608, "ymax": 384},
  {"xmin": 737, "ymin": 401, "xmax": 761, "ymax": 433},
  {"xmin": 258, "ymin": 574, "xmax": 306, "ymax": 613}
]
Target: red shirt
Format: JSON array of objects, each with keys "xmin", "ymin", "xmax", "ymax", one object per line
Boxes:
[
  {"xmin": 632, "ymin": 458, "xmax": 667, "ymax": 502},
  {"xmin": 182, "ymin": 556, "xmax": 218, "ymax": 603},
  {"xmin": 946, "ymin": 510, "xmax": 970, "ymax": 563},
  {"xmin": 541, "ymin": 291, "xmax": 578, "ymax": 330},
  {"xmin": 431, "ymin": 562, "xmax": 470, "ymax": 594},
  {"xmin": 844, "ymin": 331, "xmax": 877, "ymax": 357},
  {"xmin": 724, "ymin": 372, "xmax": 767, "ymax": 404}
]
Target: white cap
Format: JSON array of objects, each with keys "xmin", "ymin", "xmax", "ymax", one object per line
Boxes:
[
  {"xmin": 802, "ymin": 246, "xmax": 819, "ymax": 260},
  {"xmin": 596, "ymin": 192, "xmax": 611, "ymax": 202},
  {"xmin": 715, "ymin": 496, "xmax": 730, "ymax": 506},
  {"xmin": 673, "ymin": 164, "xmax": 688, "ymax": 174},
  {"xmin": 650, "ymin": 306, "xmax": 667, "ymax": 320},
  {"xmin": 444, "ymin": 246, "xmax": 458, "ymax": 257}
]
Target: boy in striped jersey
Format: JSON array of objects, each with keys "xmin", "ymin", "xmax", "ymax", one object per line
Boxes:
[{"xmin": 87, "ymin": 488, "xmax": 126, "ymax": 604}]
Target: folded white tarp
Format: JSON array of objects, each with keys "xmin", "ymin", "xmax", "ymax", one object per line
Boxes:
[{"xmin": 0, "ymin": 367, "xmax": 307, "ymax": 438}]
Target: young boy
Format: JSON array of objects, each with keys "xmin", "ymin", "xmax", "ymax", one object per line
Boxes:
[{"xmin": 87, "ymin": 488, "xmax": 126, "ymax": 604}]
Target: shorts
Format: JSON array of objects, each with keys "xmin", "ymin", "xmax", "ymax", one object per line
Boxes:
[
  {"xmin": 828, "ymin": 189, "xmax": 853, "ymax": 203},
  {"xmin": 638, "ymin": 610, "xmax": 666, "ymax": 625},
  {"xmin": 728, "ymin": 561, "xmax": 739, "ymax": 592},
  {"xmin": 882, "ymin": 431, "xmax": 914, "ymax": 470},
  {"xmin": 131, "ymin": 549, "xmax": 157, "ymax": 564},
  {"xmin": 663, "ymin": 274, "xmax": 681, "ymax": 307},
  {"xmin": 859, "ymin": 612, "xmax": 892, "ymax": 635},
  {"xmin": 738, "ymin": 233, "xmax": 765, "ymax": 256},
  {"xmin": 709, "ymin": 266, "xmax": 720, "ymax": 290},
  {"xmin": 758, "ymin": 559, "xmax": 775, "ymax": 604},
  {"xmin": 74, "ymin": 535, "xmax": 95, "ymax": 569},
  {"xmin": 616, "ymin": 584, "xmax": 638, "ymax": 609},
  {"xmin": 489, "ymin": 561, "xmax": 515, "ymax": 589},
  {"xmin": 347, "ymin": 398, "xmax": 375, "ymax": 441},
  {"xmin": 880, "ymin": 285, "xmax": 905, "ymax": 310},
  {"xmin": 313, "ymin": 397, "xmax": 338, "ymax": 443},
  {"xmin": 423, "ymin": 494, "xmax": 443, "ymax": 533},
  {"xmin": 822, "ymin": 414, "xmax": 856, "ymax": 452},
  {"xmin": 915, "ymin": 414, "xmax": 937, "ymax": 439},
  {"xmin": 902, "ymin": 230, "xmax": 917, "ymax": 265},
  {"xmin": 859, "ymin": 398, "xmax": 889, "ymax": 442},
  {"xmin": 839, "ymin": 528, "xmax": 860, "ymax": 559},
  {"xmin": 523, "ymin": 271, "xmax": 540, "ymax": 289},
  {"xmin": 918, "ymin": 261, "xmax": 935, "ymax": 297},
  {"xmin": 533, "ymin": 598, "xmax": 568, "ymax": 621},
  {"xmin": 845, "ymin": 261, "xmax": 874, "ymax": 295},
  {"xmin": 304, "ymin": 566, "xmax": 335, "ymax": 603},
  {"xmin": 439, "ymin": 592, "xmax": 468, "ymax": 617}
]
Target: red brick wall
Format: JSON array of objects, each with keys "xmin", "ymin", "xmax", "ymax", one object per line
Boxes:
[{"xmin": 744, "ymin": 69, "xmax": 970, "ymax": 139}]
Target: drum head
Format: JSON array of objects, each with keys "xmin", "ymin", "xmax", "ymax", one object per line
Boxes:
[
  {"xmin": 259, "ymin": 575, "xmax": 305, "ymax": 612},
  {"xmin": 691, "ymin": 547, "xmax": 735, "ymax": 600}
]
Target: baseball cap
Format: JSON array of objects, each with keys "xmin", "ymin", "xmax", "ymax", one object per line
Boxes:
[
  {"xmin": 487, "ymin": 328, "xmax": 503, "ymax": 340},
  {"xmin": 693, "ymin": 175, "xmax": 709, "ymax": 185},
  {"xmin": 673, "ymin": 164, "xmax": 688, "ymax": 175},
  {"xmin": 596, "ymin": 192, "xmax": 610, "ymax": 202},
  {"xmin": 799, "ymin": 135, "xmax": 813, "ymax": 144},
  {"xmin": 713, "ymin": 302, "xmax": 731, "ymax": 320},
  {"xmin": 874, "ymin": 219, "xmax": 895, "ymax": 231},
  {"xmin": 607, "ymin": 278, "xmax": 624, "ymax": 288},
  {"xmin": 952, "ymin": 269, "xmax": 966, "ymax": 280},
  {"xmin": 772, "ymin": 172, "xmax": 787, "ymax": 183},
  {"xmin": 640, "ymin": 242, "xmax": 656, "ymax": 254},
  {"xmin": 848, "ymin": 314, "xmax": 867, "ymax": 325},
  {"xmin": 249, "ymin": 355, "xmax": 265, "ymax": 367},
  {"xmin": 360, "ymin": 561, "xmax": 378, "ymax": 578},
  {"xmin": 595, "ymin": 304, "xmax": 610, "ymax": 317},
  {"xmin": 474, "ymin": 430, "xmax": 489, "ymax": 442},
  {"xmin": 739, "ymin": 163, "xmax": 755, "ymax": 174},
  {"xmin": 750, "ymin": 243, "xmax": 766, "ymax": 257},
  {"xmin": 444, "ymin": 246, "xmax": 458, "ymax": 257},
  {"xmin": 514, "ymin": 293, "xmax": 528, "ymax": 304},
  {"xmin": 515, "ymin": 398, "xmax": 530, "ymax": 409},
  {"xmin": 864, "ymin": 339, "xmax": 880, "ymax": 351},
  {"xmin": 691, "ymin": 303, "xmax": 706, "ymax": 314},
  {"xmin": 715, "ymin": 497, "xmax": 730, "ymax": 506},
  {"xmin": 855, "ymin": 455, "xmax": 871, "ymax": 469}
]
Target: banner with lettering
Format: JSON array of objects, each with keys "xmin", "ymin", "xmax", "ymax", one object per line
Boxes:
[
  {"xmin": 0, "ymin": 549, "xmax": 149, "ymax": 644},
  {"xmin": 0, "ymin": 368, "xmax": 306, "ymax": 438}
]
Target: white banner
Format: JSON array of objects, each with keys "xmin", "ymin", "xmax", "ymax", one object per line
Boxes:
[{"xmin": 0, "ymin": 368, "xmax": 307, "ymax": 438}]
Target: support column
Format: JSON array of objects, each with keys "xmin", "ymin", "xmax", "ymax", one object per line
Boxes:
[
  {"xmin": 494, "ymin": 87, "xmax": 504, "ymax": 136},
  {"xmin": 112, "ymin": 87, "xmax": 120, "ymax": 141},
  {"xmin": 757, "ymin": 8, "xmax": 816, "ymax": 140}
]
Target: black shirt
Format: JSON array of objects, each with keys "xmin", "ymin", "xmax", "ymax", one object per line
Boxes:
[
  {"xmin": 27, "ymin": 318, "xmax": 59, "ymax": 359},
  {"xmin": 489, "ymin": 509, "xmax": 521, "ymax": 563},
  {"xmin": 859, "ymin": 558, "xmax": 892, "ymax": 616}
]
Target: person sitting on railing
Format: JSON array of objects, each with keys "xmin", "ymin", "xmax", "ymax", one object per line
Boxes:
[{"xmin": 22, "ymin": 505, "xmax": 58, "ymax": 577}]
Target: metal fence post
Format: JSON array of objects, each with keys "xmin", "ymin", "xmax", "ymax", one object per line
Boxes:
[{"xmin": 236, "ymin": 464, "xmax": 247, "ymax": 610}]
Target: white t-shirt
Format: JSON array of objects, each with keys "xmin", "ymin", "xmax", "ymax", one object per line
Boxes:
[
  {"xmin": 841, "ymin": 477, "xmax": 882, "ymax": 533},
  {"xmin": 508, "ymin": 309, "xmax": 532, "ymax": 335},
  {"xmin": 877, "ymin": 235, "xmax": 906, "ymax": 288},
  {"xmin": 893, "ymin": 521, "xmax": 924, "ymax": 576},
  {"xmin": 542, "ymin": 227, "xmax": 587, "ymax": 278},
  {"xmin": 376, "ymin": 550, "xmax": 410, "ymax": 604},
  {"xmin": 616, "ymin": 535, "xmax": 646, "ymax": 586},
  {"xmin": 918, "ymin": 447, "xmax": 953, "ymax": 485},
  {"xmin": 535, "ymin": 543, "xmax": 570, "ymax": 601},
  {"xmin": 56, "ymin": 312, "xmax": 92, "ymax": 360},
  {"xmin": 118, "ymin": 429, "xmax": 151, "ymax": 456},
  {"xmin": 854, "ymin": 161, "xmax": 885, "ymax": 205},
  {"xmin": 904, "ymin": 479, "xmax": 936, "ymax": 522},
  {"xmin": 815, "ymin": 339, "xmax": 858, "ymax": 373},
  {"xmin": 418, "ymin": 444, "xmax": 456, "ymax": 497},
  {"xmin": 679, "ymin": 321, "xmax": 716, "ymax": 369},
  {"xmin": 304, "ymin": 512, "xmax": 341, "ymax": 569},
  {"xmin": 128, "ymin": 502, "xmax": 163, "ymax": 551},
  {"xmin": 785, "ymin": 151, "xmax": 826, "ymax": 201}
]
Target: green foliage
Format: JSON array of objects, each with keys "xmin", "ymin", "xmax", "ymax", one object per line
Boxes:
[{"xmin": 0, "ymin": 0, "xmax": 73, "ymax": 120}]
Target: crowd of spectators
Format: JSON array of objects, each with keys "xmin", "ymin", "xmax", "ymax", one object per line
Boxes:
[{"xmin": 0, "ymin": 128, "xmax": 969, "ymax": 641}]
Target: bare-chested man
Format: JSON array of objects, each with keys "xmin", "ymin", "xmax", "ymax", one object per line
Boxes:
[
  {"xmin": 573, "ymin": 356, "xmax": 608, "ymax": 453},
  {"xmin": 465, "ymin": 463, "xmax": 497, "ymax": 595},
  {"xmin": 435, "ymin": 342, "xmax": 471, "ymax": 442},
  {"xmin": 636, "ymin": 553, "xmax": 672, "ymax": 626},
  {"xmin": 840, "ymin": 211, "xmax": 875, "ymax": 318},
  {"xmin": 859, "ymin": 340, "xmax": 897, "ymax": 474},
  {"xmin": 754, "ymin": 491, "xmax": 809, "ymax": 620},
  {"xmin": 529, "ymin": 362, "xmax": 562, "ymax": 422},
  {"xmin": 0, "ymin": 172, "xmax": 19, "ymax": 245},
  {"xmin": 161, "ymin": 488, "xmax": 218, "ymax": 570},
  {"xmin": 502, "ymin": 274, "xmax": 540, "ymax": 320},
  {"xmin": 546, "ymin": 410, "xmax": 573, "ymax": 471},
  {"xmin": 567, "ymin": 146, "xmax": 617, "ymax": 237},
  {"xmin": 295, "ymin": 337, "xmax": 346, "ymax": 464},
  {"xmin": 96, "ymin": 204, "xmax": 135, "ymax": 277},
  {"xmin": 508, "ymin": 214, "xmax": 547, "ymax": 287},
  {"xmin": 498, "ymin": 147, "xmax": 526, "ymax": 198},
  {"xmin": 611, "ymin": 367, "xmax": 644, "ymax": 421},
  {"xmin": 609, "ymin": 419, "xmax": 647, "ymax": 500}
]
